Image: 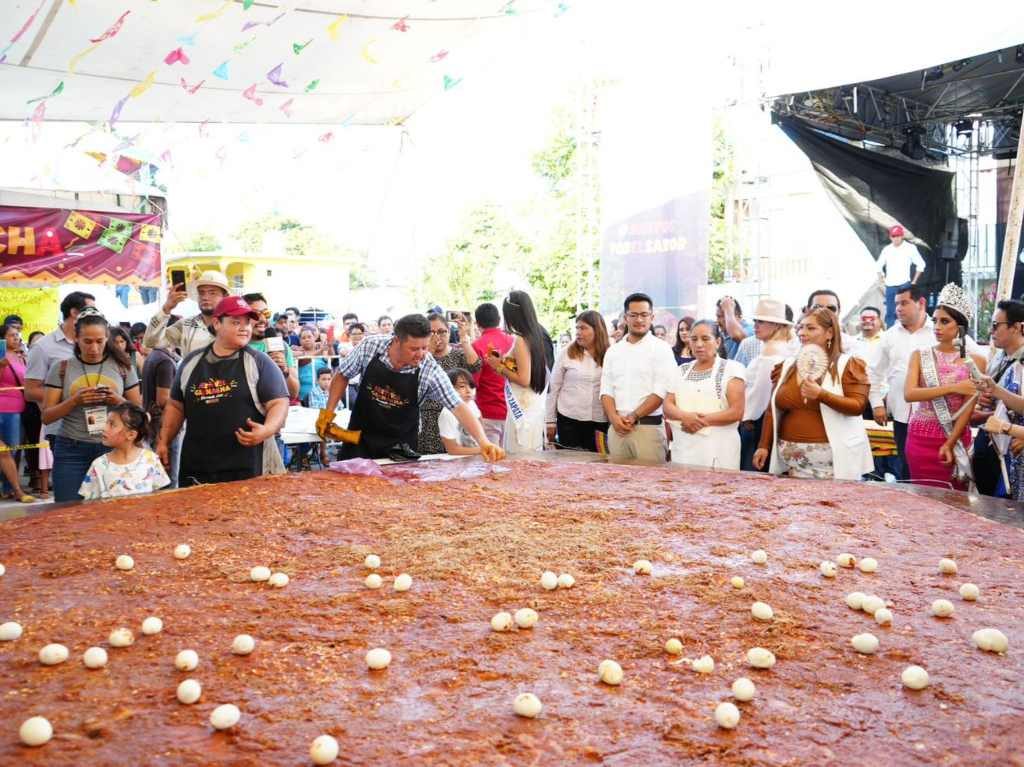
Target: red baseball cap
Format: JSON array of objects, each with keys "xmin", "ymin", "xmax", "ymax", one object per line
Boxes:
[
  {"xmin": 212, "ymin": 296, "xmax": 261, "ymax": 320},
  {"xmin": 889, "ymin": 225, "xmax": 905, "ymax": 237}
]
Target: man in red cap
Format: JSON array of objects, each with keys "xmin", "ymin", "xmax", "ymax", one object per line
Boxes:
[
  {"xmin": 156, "ymin": 296, "xmax": 290, "ymax": 486},
  {"xmin": 876, "ymin": 224, "xmax": 926, "ymax": 328}
]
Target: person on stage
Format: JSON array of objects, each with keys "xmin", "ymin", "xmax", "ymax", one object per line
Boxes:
[{"xmin": 318, "ymin": 314, "xmax": 504, "ymax": 462}]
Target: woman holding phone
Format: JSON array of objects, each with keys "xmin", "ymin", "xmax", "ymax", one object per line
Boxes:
[{"xmin": 42, "ymin": 308, "xmax": 143, "ymax": 502}]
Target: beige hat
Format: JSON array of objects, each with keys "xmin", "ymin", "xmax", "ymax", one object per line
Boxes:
[
  {"xmin": 751, "ymin": 298, "xmax": 792, "ymax": 326},
  {"xmin": 193, "ymin": 270, "xmax": 230, "ymax": 294}
]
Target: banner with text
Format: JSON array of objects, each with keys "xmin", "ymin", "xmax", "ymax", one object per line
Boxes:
[{"xmin": 0, "ymin": 205, "xmax": 162, "ymax": 286}]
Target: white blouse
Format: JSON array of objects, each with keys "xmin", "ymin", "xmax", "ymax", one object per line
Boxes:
[{"xmin": 545, "ymin": 347, "xmax": 607, "ymax": 424}]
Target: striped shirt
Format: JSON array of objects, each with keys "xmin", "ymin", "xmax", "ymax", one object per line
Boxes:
[{"xmin": 337, "ymin": 334, "xmax": 461, "ymax": 410}]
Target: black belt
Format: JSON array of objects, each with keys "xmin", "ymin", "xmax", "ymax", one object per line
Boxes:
[{"xmin": 637, "ymin": 415, "xmax": 662, "ymax": 426}]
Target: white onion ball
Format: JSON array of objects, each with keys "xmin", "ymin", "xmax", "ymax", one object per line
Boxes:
[
  {"xmin": 393, "ymin": 573, "xmax": 412, "ymax": 592},
  {"xmin": 972, "ymin": 628, "xmax": 1009, "ymax": 653},
  {"xmin": 851, "ymin": 633, "xmax": 879, "ymax": 654},
  {"xmin": 901, "ymin": 665, "xmax": 930, "ymax": 690},
  {"xmin": 109, "ymin": 628, "xmax": 134, "ymax": 648},
  {"xmin": 490, "ymin": 611, "xmax": 513, "ymax": 632},
  {"xmin": 750, "ymin": 549, "xmax": 768, "ymax": 565},
  {"xmin": 366, "ymin": 647, "xmax": 391, "ymax": 670},
  {"xmin": 938, "ymin": 558, "xmax": 958, "ymax": 575},
  {"xmin": 176, "ymin": 679, "xmax": 202, "ymax": 704},
  {"xmin": 268, "ymin": 572, "xmax": 289, "ymax": 588},
  {"xmin": 364, "ymin": 554, "xmax": 381, "ymax": 569},
  {"xmin": 859, "ymin": 557, "xmax": 878, "ymax": 573},
  {"xmin": 632, "ymin": 560, "xmax": 652, "ymax": 576},
  {"xmin": 820, "ymin": 561, "xmax": 837, "ymax": 578},
  {"xmin": 231, "ymin": 634, "xmax": 255, "ymax": 655},
  {"xmin": 836, "ymin": 553, "xmax": 856, "ymax": 568},
  {"xmin": 874, "ymin": 608, "xmax": 893, "ymax": 626},
  {"xmin": 597, "ymin": 659, "xmax": 623, "ymax": 685},
  {"xmin": 860, "ymin": 595, "xmax": 885, "ymax": 617},
  {"xmin": 513, "ymin": 692, "xmax": 542, "ymax": 718},
  {"xmin": 0, "ymin": 621, "xmax": 22, "ymax": 641},
  {"xmin": 692, "ymin": 655, "xmax": 715, "ymax": 674},
  {"xmin": 746, "ymin": 647, "xmax": 776, "ymax": 669},
  {"xmin": 959, "ymin": 583, "xmax": 979, "ymax": 601},
  {"xmin": 731, "ymin": 677, "xmax": 756, "ymax": 702},
  {"xmin": 174, "ymin": 544, "xmax": 191, "ymax": 560},
  {"xmin": 175, "ymin": 649, "xmax": 199, "ymax": 671},
  {"xmin": 931, "ymin": 599, "xmax": 955, "ymax": 618},
  {"xmin": 83, "ymin": 646, "xmax": 108, "ymax": 669},
  {"xmin": 846, "ymin": 591, "xmax": 866, "ymax": 610},
  {"xmin": 19, "ymin": 716, "xmax": 52, "ymax": 747},
  {"xmin": 665, "ymin": 638, "xmax": 683, "ymax": 655},
  {"xmin": 141, "ymin": 616, "xmax": 163, "ymax": 636},
  {"xmin": 115, "ymin": 554, "xmax": 134, "ymax": 571},
  {"xmin": 751, "ymin": 601, "xmax": 774, "ymax": 621},
  {"xmin": 514, "ymin": 608, "xmax": 538, "ymax": 629},
  {"xmin": 364, "ymin": 573, "xmax": 382, "ymax": 589},
  {"xmin": 209, "ymin": 703, "xmax": 240, "ymax": 730},
  {"xmin": 250, "ymin": 566, "xmax": 271, "ymax": 582},
  {"xmin": 38, "ymin": 643, "xmax": 68, "ymax": 665},
  {"xmin": 557, "ymin": 573, "xmax": 575, "ymax": 589},
  {"xmin": 540, "ymin": 570, "xmax": 559, "ymax": 589},
  {"xmin": 0, "ymin": 563, "xmax": 5, "ymax": 576},
  {"xmin": 730, "ymin": 576, "xmax": 745, "ymax": 589},
  {"xmin": 715, "ymin": 701, "xmax": 741, "ymax": 729},
  {"xmin": 310, "ymin": 734, "xmax": 340, "ymax": 765}
]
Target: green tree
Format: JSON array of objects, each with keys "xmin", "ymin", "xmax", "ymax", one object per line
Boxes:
[
  {"xmin": 178, "ymin": 230, "xmax": 222, "ymax": 252},
  {"xmin": 233, "ymin": 215, "xmax": 376, "ymax": 290},
  {"xmin": 708, "ymin": 117, "xmax": 740, "ymax": 284},
  {"xmin": 413, "ymin": 204, "xmax": 532, "ymax": 311}
]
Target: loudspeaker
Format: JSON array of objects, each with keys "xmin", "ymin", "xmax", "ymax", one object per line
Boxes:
[{"xmin": 940, "ymin": 217, "xmax": 968, "ymax": 261}]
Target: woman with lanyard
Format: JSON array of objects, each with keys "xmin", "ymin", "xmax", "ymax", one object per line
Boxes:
[
  {"xmin": 903, "ymin": 283, "xmax": 985, "ymax": 490},
  {"xmin": 752, "ymin": 307, "xmax": 873, "ymax": 480},
  {"xmin": 485, "ymin": 291, "xmax": 551, "ymax": 455},
  {"xmin": 418, "ymin": 312, "xmax": 480, "ymax": 455},
  {"xmin": 42, "ymin": 308, "xmax": 142, "ymax": 501},
  {"xmin": 545, "ymin": 310, "xmax": 610, "ymax": 452},
  {"xmin": 664, "ymin": 320, "xmax": 745, "ymax": 469},
  {"xmin": 0, "ymin": 322, "xmax": 33, "ymax": 502}
]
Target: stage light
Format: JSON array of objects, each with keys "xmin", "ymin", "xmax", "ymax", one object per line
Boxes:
[
  {"xmin": 1017, "ymin": 46, "xmax": 1024, "ymax": 64},
  {"xmin": 924, "ymin": 66, "xmax": 944, "ymax": 83},
  {"xmin": 951, "ymin": 59, "xmax": 971, "ymax": 72},
  {"xmin": 954, "ymin": 119, "xmax": 974, "ymax": 136}
]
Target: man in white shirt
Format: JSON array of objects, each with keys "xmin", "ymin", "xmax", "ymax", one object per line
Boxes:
[
  {"xmin": 868, "ymin": 282, "xmax": 979, "ymax": 479},
  {"xmin": 599, "ymin": 292, "xmax": 678, "ymax": 462},
  {"xmin": 876, "ymin": 225, "xmax": 926, "ymax": 327}
]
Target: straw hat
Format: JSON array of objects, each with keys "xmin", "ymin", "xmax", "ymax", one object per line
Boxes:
[
  {"xmin": 193, "ymin": 270, "xmax": 230, "ymax": 294},
  {"xmin": 751, "ymin": 298, "xmax": 792, "ymax": 326}
]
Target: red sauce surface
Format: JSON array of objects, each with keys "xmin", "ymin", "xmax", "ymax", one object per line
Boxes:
[{"xmin": 1, "ymin": 460, "xmax": 1022, "ymax": 766}]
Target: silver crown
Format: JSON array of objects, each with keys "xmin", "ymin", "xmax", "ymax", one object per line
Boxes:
[{"xmin": 936, "ymin": 282, "xmax": 974, "ymax": 325}]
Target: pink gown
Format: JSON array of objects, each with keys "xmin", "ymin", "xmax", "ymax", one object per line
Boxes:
[{"xmin": 905, "ymin": 349, "xmax": 972, "ymax": 490}]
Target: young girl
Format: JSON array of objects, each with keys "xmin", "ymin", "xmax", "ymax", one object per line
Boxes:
[
  {"xmin": 438, "ymin": 368, "xmax": 485, "ymax": 456},
  {"xmin": 79, "ymin": 403, "xmax": 170, "ymax": 500}
]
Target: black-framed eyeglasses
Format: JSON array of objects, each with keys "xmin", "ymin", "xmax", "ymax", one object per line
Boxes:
[
  {"xmin": 818, "ymin": 304, "xmax": 839, "ymax": 313},
  {"xmin": 991, "ymin": 321, "xmax": 1012, "ymax": 330}
]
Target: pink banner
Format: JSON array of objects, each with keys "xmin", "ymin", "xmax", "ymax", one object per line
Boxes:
[{"xmin": 0, "ymin": 204, "xmax": 162, "ymax": 286}]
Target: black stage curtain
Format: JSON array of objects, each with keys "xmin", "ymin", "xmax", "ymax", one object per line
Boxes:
[{"xmin": 778, "ymin": 116, "xmax": 959, "ymax": 293}]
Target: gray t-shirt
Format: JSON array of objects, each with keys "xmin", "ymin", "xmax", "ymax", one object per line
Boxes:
[
  {"xmin": 26, "ymin": 328, "xmax": 76, "ymax": 437},
  {"xmin": 44, "ymin": 356, "xmax": 140, "ymax": 443}
]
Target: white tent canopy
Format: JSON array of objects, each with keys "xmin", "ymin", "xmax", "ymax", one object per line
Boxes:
[{"xmin": 0, "ymin": 0, "xmax": 541, "ymax": 126}]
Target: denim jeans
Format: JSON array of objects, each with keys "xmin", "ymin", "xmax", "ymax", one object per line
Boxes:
[
  {"xmin": 884, "ymin": 285, "xmax": 900, "ymax": 328},
  {"xmin": 51, "ymin": 435, "xmax": 110, "ymax": 502},
  {"xmin": 0, "ymin": 412, "xmax": 21, "ymax": 492}
]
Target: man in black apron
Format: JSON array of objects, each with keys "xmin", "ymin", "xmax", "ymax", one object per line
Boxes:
[
  {"xmin": 157, "ymin": 296, "xmax": 290, "ymax": 485},
  {"xmin": 318, "ymin": 314, "xmax": 503, "ymax": 462}
]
